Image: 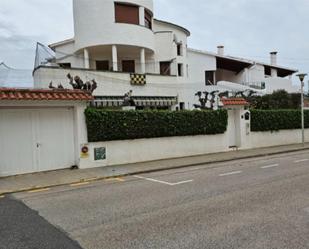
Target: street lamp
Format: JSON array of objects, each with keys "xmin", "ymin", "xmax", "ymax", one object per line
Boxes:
[{"xmin": 297, "ymin": 73, "xmax": 307, "ymax": 146}]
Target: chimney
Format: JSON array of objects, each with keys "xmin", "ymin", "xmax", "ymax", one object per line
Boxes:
[
  {"xmin": 270, "ymin": 51, "xmax": 278, "ymax": 65},
  {"xmin": 217, "ymin": 46, "xmax": 224, "ymax": 56}
]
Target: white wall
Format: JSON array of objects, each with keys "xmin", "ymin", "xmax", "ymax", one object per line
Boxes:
[
  {"xmin": 187, "ymin": 49, "xmax": 216, "ymax": 85},
  {"xmin": 80, "ymin": 134, "xmax": 229, "ymax": 169},
  {"xmin": 243, "ymin": 129, "xmax": 309, "ymax": 149},
  {"xmin": 248, "ymin": 64, "xmax": 265, "ymax": 82},
  {"xmin": 73, "ymin": 0, "xmax": 155, "ymax": 52},
  {"xmin": 216, "ymin": 69, "xmax": 245, "ymax": 84},
  {"xmin": 264, "ymin": 77, "xmax": 299, "ymax": 93},
  {"xmin": 33, "ymin": 67, "xmax": 187, "ymax": 99}
]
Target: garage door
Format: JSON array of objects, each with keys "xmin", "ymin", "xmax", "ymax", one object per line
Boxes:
[{"xmin": 0, "ymin": 108, "xmax": 76, "ymax": 177}]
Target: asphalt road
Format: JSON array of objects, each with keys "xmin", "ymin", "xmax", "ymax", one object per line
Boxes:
[
  {"xmin": 0, "ymin": 197, "xmax": 82, "ymax": 249},
  {"xmin": 3, "ymin": 150, "xmax": 309, "ymax": 249}
]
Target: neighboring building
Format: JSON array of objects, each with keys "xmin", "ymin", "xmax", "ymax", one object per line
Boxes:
[{"xmin": 33, "ymin": 0, "xmax": 298, "ymax": 110}]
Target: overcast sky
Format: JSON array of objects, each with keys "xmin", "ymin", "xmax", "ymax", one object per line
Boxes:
[{"xmin": 1, "ymin": 0, "xmax": 309, "ymax": 84}]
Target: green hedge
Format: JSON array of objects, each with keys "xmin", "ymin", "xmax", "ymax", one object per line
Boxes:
[
  {"xmin": 85, "ymin": 108, "xmax": 228, "ymax": 142},
  {"xmin": 251, "ymin": 109, "xmax": 309, "ymax": 132}
]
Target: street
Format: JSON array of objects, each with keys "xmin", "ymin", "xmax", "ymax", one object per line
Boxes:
[{"xmin": 2, "ymin": 150, "xmax": 309, "ymax": 249}]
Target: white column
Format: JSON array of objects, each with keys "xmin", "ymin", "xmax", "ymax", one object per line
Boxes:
[
  {"xmin": 140, "ymin": 48, "xmax": 146, "ymax": 74},
  {"xmin": 244, "ymin": 68, "xmax": 249, "ymax": 83},
  {"xmin": 139, "ymin": 6, "xmax": 145, "ymax": 26},
  {"xmin": 74, "ymin": 105, "xmax": 88, "ymax": 168},
  {"xmin": 271, "ymin": 68, "xmax": 278, "ymax": 77},
  {"xmin": 112, "ymin": 45, "xmax": 118, "ymax": 71},
  {"xmin": 84, "ymin": 49, "xmax": 90, "ymax": 69}
]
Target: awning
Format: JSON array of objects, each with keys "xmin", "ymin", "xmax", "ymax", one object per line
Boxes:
[{"xmin": 91, "ymin": 96, "xmax": 178, "ymax": 107}]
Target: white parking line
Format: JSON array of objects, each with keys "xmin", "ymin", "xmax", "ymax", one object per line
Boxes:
[
  {"xmin": 261, "ymin": 164, "xmax": 279, "ymax": 169},
  {"xmin": 134, "ymin": 175, "xmax": 193, "ymax": 186},
  {"xmin": 294, "ymin": 159, "xmax": 309, "ymax": 163},
  {"xmin": 219, "ymin": 171, "xmax": 242, "ymax": 177},
  {"xmin": 171, "ymin": 180, "xmax": 194, "ymax": 186}
]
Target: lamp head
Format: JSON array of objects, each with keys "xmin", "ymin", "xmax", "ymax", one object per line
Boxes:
[{"xmin": 297, "ymin": 73, "xmax": 307, "ymax": 82}]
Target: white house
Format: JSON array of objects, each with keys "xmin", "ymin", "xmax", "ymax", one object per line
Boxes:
[{"xmin": 33, "ymin": 0, "xmax": 298, "ymax": 110}]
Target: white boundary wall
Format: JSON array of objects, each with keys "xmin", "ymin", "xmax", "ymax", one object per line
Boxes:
[
  {"xmin": 80, "ymin": 134, "xmax": 229, "ymax": 169},
  {"xmin": 79, "ymin": 108, "xmax": 309, "ymax": 170},
  {"xmin": 243, "ymin": 129, "xmax": 309, "ymax": 149}
]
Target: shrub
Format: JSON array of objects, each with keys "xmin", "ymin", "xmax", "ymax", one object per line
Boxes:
[
  {"xmin": 248, "ymin": 90, "xmax": 301, "ymax": 110},
  {"xmin": 251, "ymin": 109, "xmax": 309, "ymax": 132},
  {"xmin": 85, "ymin": 108, "xmax": 228, "ymax": 142}
]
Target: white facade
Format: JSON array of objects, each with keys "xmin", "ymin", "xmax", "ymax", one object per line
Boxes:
[{"xmin": 34, "ymin": 0, "xmax": 299, "ymax": 110}]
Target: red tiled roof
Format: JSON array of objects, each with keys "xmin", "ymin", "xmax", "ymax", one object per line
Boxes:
[
  {"xmin": 221, "ymin": 98, "xmax": 248, "ymax": 106},
  {"xmin": 0, "ymin": 88, "xmax": 93, "ymax": 101}
]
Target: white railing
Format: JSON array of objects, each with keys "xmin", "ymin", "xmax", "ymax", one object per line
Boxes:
[{"xmin": 240, "ymin": 81, "xmax": 266, "ymax": 90}]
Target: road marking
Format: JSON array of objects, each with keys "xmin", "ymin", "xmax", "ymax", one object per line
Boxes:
[
  {"xmin": 105, "ymin": 177, "xmax": 124, "ymax": 182},
  {"xmin": 261, "ymin": 164, "xmax": 279, "ymax": 169},
  {"xmin": 294, "ymin": 159, "xmax": 309, "ymax": 163},
  {"xmin": 171, "ymin": 180, "xmax": 194, "ymax": 186},
  {"xmin": 0, "ymin": 195, "xmax": 5, "ymax": 199},
  {"xmin": 84, "ymin": 177, "xmax": 98, "ymax": 182},
  {"xmin": 114, "ymin": 177, "xmax": 125, "ymax": 182},
  {"xmin": 219, "ymin": 171, "xmax": 242, "ymax": 177},
  {"xmin": 28, "ymin": 188, "xmax": 50, "ymax": 193},
  {"xmin": 70, "ymin": 182, "xmax": 90, "ymax": 187},
  {"xmin": 134, "ymin": 175, "xmax": 193, "ymax": 186}
]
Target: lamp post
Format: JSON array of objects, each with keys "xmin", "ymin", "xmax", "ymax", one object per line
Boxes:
[{"xmin": 297, "ymin": 73, "xmax": 307, "ymax": 146}]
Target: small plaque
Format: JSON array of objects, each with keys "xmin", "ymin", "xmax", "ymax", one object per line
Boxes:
[{"xmin": 94, "ymin": 147, "xmax": 106, "ymax": 161}]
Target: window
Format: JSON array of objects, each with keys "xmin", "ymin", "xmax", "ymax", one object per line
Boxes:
[
  {"xmin": 144, "ymin": 9, "xmax": 152, "ymax": 29},
  {"xmin": 205, "ymin": 71, "xmax": 215, "ymax": 85},
  {"xmin": 58, "ymin": 63, "xmax": 71, "ymax": 69},
  {"xmin": 96, "ymin": 61, "xmax": 109, "ymax": 71},
  {"xmin": 160, "ymin": 62, "xmax": 171, "ymax": 76},
  {"xmin": 178, "ymin": 64, "xmax": 184, "ymax": 77},
  {"xmin": 177, "ymin": 44, "xmax": 183, "ymax": 56},
  {"xmin": 179, "ymin": 102, "xmax": 185, "ymax": 110},
  {"xmin": 122, "ymin": 60, "xmax": 135, "ymax": 73},
  {"xmin": 115, "ymin": 3, "xmax": 139, "ymax": 25}
]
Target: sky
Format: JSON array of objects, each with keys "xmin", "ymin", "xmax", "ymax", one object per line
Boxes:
[{"xmin": 0, "ymin": 0, "xmax": 309, "ymax": 85}]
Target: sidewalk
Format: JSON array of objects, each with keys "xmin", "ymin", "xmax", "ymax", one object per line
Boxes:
[{"xmin": 1, "ymin": 143, "xmax": 309, "ymax": 195}]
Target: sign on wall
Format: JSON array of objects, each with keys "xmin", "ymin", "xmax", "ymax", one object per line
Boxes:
[
  {"xmin": 94, "ymin": 147, "xmax": 106, "ymax": 161},
  {"xmin": 130, "ymin": 74, "xmax": 146, "ymax": 85}
]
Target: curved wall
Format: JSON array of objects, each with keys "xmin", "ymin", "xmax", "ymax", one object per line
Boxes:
[{"xmin": 73, "ymin": 0, "xmax": 155, "ymax": 51}]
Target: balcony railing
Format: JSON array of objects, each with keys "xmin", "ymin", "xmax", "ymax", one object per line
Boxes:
[{"xmin": 240, "ymin": 81, "xmax": 266, "ymax": 90}]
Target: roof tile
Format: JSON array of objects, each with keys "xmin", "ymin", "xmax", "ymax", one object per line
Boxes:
[
  {"xmin": 0, "ymin": 88, "xmax": 93, "ymax": 102},
  {"xmin": 221, "ymin": 98, "xmax": 248, "ymax": 106}
]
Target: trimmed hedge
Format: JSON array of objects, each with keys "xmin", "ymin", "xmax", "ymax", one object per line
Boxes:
[
  {"xmin": 251, "ymin": 109, "xmax": 309, "ymax": 132},
  {"xmin": 85, "ymin": 108, "xmax": 228, "ymax": 142}
]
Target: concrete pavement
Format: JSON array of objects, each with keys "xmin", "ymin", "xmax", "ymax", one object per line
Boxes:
[
  {"xmin": 7, "ymin": 150, "xmax": 309, "ymax": 249},
  {"xmin": 1, "ymin": 142, "xmax": 309, "ymax": 195}
]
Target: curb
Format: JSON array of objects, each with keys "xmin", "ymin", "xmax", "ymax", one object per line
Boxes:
[{"xmin": 1, "ymin": 146, "xmax": 309, "ymax": 196}]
